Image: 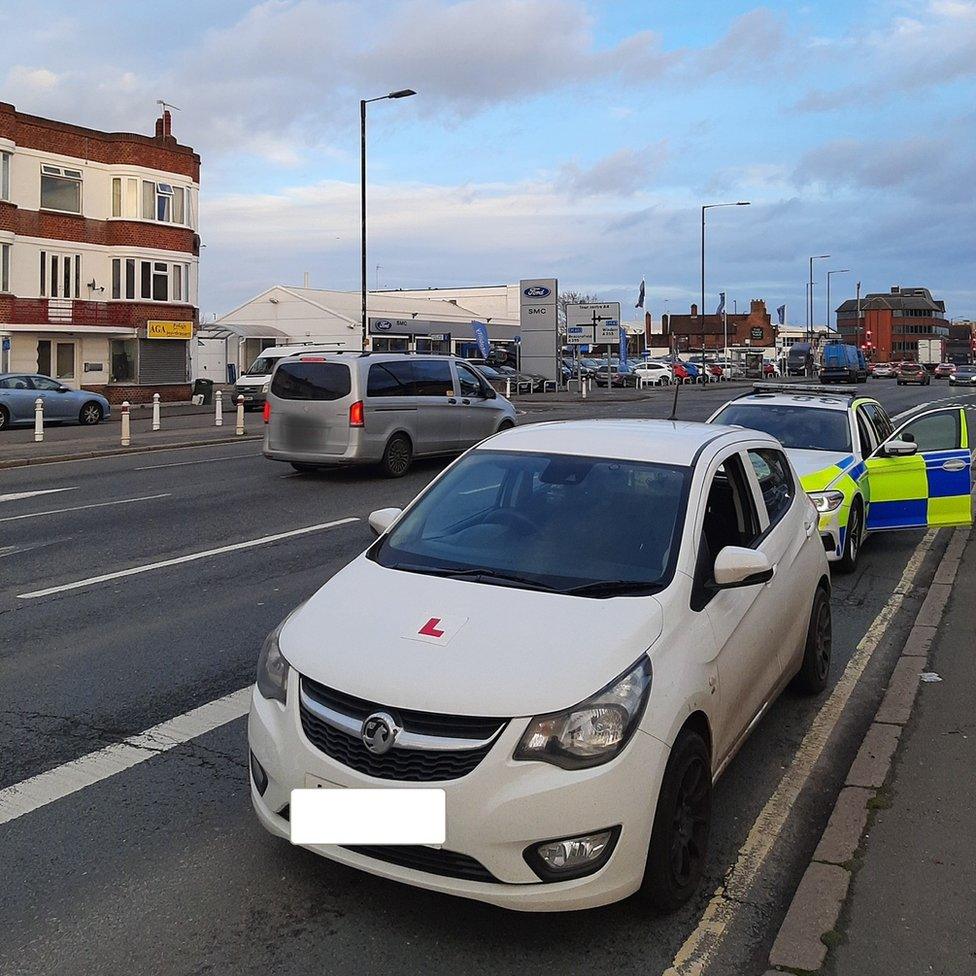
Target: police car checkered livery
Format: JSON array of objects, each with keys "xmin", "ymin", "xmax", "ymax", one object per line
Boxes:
[{"xmin": 709, "ymin": 385, "xmax": 972, "ymax": 572}]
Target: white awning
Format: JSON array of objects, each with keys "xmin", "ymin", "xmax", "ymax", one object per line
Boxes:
[{"xmin": 0, "ymin": 325, "xmax": 140, "ymax": 336}]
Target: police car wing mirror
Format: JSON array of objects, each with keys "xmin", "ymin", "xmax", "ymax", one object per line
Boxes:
[
  {"xmin": 881, "ymin": 438, "xmax": 918, "ymax": 458},
  {"xmin": 710, "ymin": 546, "xmax": 774, "ymax": 589},
  {"xmin": 368, "ymin": 507, "xmax": 402, "ymax": 537}
]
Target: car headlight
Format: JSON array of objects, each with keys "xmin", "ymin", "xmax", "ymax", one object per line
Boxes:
[
  {"xmin": 808, "ymin": 490, "xmax": 845, "ymax": 514},
  {"xmin": 514, "ymin": 657, "xmax": 652, "ymax": 770},
  {"xmin": 255, "ymin": 617, "xmax": 292, "ymax": 704}
]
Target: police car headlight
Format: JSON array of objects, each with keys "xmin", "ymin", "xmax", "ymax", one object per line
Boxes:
[
  {"xmin": 514, "ymin": 658, "xmax": 652, "ymax": 770},
  {"xmin": 809, "ymin": 490, "xmax": 845, "ymax": 514}
]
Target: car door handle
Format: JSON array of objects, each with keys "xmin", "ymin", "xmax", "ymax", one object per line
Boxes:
[
  {"xmin": 461, "ymin": 398, "xmax": 471, "ymax": 405},
  {"xmin": 803, "ymin": 519, "xmax": 816, "ymax": 538},
  {"xmin": 447, "ymin": 398, "xmax": 458, "ymax": 404},
  {"xmin": 942, "ymin": 459, "xmax": 966, "ymax": 472}
]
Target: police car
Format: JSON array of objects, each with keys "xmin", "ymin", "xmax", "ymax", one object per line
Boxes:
[{"xmin": 709, "ymin": 385, "xmax": 973, "ymax": 572}]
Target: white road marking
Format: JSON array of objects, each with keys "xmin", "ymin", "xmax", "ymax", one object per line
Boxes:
[
  {"xmin": 17, "ymin": 517, "xmax": 359, "ymax": 599},
  {"xmin": 0, "ymin": 688, "xmax": 251, "ymax": 828},
  {"xmin": 134, "ymin": 453, "xmax": 260, "ymax": 470},
  {"xmin": 0, "ymin": 487, "xmax": 78, "ymax": 503},
  {"xmin": 0, "ymin": 493, "xmax": 171, "ymax": 524},
  {"xmin": 665, "ymin": 527, "xmax": 938, "ymax": 976}
]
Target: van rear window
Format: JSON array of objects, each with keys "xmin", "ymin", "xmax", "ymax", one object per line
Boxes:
[{"xmin": 271, "ymin": 361, "xmax": 351, "ymax": 401}]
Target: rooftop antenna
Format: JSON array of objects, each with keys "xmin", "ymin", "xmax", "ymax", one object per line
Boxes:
[{"xmin": 156, "ymin": 99, "xmax": 181, "ymax": 114}]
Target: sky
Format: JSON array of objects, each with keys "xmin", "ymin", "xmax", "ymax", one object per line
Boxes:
[{"xmin": 2, "ymin": 0, "xmax": 975, "ymax": 324}]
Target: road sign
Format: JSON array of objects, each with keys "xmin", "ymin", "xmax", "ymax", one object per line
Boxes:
[{"xmin": 566, "ymin": 303, "xmax": 621, "ymax": 345}]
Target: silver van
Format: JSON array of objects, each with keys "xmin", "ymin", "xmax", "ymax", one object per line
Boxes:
[{"xmin": 263, "ymin": 353, "xmax": 518, "ymax": 476}]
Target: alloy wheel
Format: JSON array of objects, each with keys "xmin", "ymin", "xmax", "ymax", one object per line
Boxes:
[
  {"xmin": 81, "ymin": 404, "xmax": 101, "ymax": 424},
  {"xmin": 670, "ymin": 756, "xmax": 709, "ymax": 887}
]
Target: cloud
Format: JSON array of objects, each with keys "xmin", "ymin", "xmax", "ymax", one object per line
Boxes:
[{"xmin": 560, "ymin": 143, "xmax": 668, "ymax": 196}]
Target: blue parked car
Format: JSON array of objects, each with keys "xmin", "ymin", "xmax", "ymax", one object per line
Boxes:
[{"xmin": 0, "ymin": 373, "xmax": 111, "ymax": 431}]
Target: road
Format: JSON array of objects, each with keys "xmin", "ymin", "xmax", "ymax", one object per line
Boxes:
[{"xmin": 1, "ymin": 379, "xmax": 974, "ymax": 976}]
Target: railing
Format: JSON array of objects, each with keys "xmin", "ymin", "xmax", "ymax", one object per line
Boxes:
[{"xmin": 10, "ymin": 299, "xmax": 124, "ymax": 326}]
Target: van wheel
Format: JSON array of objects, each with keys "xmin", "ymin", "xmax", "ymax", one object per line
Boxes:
[
  {"xmin": 837, "ymin": 499, "xmax": 863, "ymax": 574},
  {"xmin": 641, "ymin": 730, "xmax": 711, "ymax": 913},
  {"xmin": 381, "ymin": 434, "xmax": 412, "ymax": 478},
  {"xmin": 793, "ymin": 585, "xmax": 832, "ymax": 694}
]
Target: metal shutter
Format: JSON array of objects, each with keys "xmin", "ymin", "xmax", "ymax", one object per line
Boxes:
[{"xmin": 138, "ymin": 339, "xmax": 188, "ymax": 384}]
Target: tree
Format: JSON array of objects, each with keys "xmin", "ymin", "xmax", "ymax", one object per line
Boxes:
[{"xmin": 558, "ymin": 290, "xmax": 599, "ymax": 325}]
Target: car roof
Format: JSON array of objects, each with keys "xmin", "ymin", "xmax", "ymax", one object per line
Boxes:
[
  {"xmin": 480, "ymin": 419, "xmax": 776, "ymax": 466},
  {"xmin": 725, "ymin": 385, "xmax": 858, "ymax": 412}
]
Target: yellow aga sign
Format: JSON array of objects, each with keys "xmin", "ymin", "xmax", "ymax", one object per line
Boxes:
[{"xmin": 147, "ymin": 320, "xmax": 193, "ymax": 340}]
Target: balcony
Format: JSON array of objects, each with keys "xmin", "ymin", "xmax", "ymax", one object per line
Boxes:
[{"xmin": 6, "ymin": 298, "xmax": 196, "ymax": 329}]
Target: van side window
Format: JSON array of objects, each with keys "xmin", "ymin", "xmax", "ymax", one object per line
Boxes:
[
  {"xmin": 412, "ymin": 359, "xmax": 454, "ymax": 396},
  {"xmin": 367, "ymin": 362, "xmax": 412, "ymax": 397},
  {"xmin": 456, "ymin": 362, "xmax": 483, "ymax": 398}
]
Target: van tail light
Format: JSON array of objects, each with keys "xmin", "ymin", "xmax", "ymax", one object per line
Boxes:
[
  {"xmin": 349, "ymin": 400, "xmax": 365, "ymax": 427},
  {"xmin": 262, "ymin": 400, "xmax": 271, "ymax": 424}
]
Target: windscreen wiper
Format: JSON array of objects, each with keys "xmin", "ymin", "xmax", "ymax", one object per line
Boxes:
[
  {"xmin": 390, "ymin": 563, "xmax": 555, "ymax": 591},
  {"xmin": 560, "ymin": 579, "xmax": 662, "ymax": 598}
]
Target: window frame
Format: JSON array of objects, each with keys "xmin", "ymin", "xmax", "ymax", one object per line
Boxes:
[
  {"xmin": 39, "ymin": 164, "xmax": 83, "ymax": 214},
  {"xmin": 746, "ymin": 448, "xmax": 796, "ymax": 533},
  {"xmin": 0, "ymin": 151, "xmax": 10, "ymax": 201},
  {"xmin": 0, "ymin": 242, "xmax": 9, "ymax": 293}
]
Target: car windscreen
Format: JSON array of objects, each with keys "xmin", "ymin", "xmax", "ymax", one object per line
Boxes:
[
  {"xmin": 713, "ymin": 403, "xmax": 853, "ymax": 453},
  {"xmin": 270, "ymin": 361, "xmax": 351, "ymax": 400},
  {"xmin": 246, "ymin": 356, "xmax": 280, "ymax": 375},
  {"xmin": 372, "ymin": 450, "xmax": 690, "ymax": 596}
]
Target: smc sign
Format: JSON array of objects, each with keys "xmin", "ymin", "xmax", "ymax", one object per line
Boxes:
[{"xmin": 523, "ymin": 286, "xmax": 551, "ymax": 298}]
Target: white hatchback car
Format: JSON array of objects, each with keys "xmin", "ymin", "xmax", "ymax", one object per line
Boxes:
[
  {"xmin": 631, "ymin": 361, "xmax": 674, "ymax": 385},
  {"xmin": 248, "ymin": 420, "xmax": 831, "ymax": 912}
]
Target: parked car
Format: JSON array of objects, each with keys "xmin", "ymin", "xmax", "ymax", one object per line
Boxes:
[
  {"xmin": 0, "ymin": 373, "xmax": 111, "ymax": 431},
  {"xmin": 477, "ymin": 363, "xmax": 545, "ymax": 393},
  {"xmin": 819, "ymin": 343, "xmax": 868, "ymax": 384},
  {"xmin": 671, "ymin": 362, "xmax": 692, "ymax": 383},
  {"xmin": 896, "ymin": 362, "xmax": 930, "ymax": 386},
  {"xmin": 630, "ymin": 362, "xmax": 673, "ymax": 385},
  {"xmin": 949, "ymin": 364, "xmax": 976, "ymax": 386},
  {"xmin": 871, "ymin": 362, "xmax": 896, "ymax": 378},
  {"xmin": 249, "ymin": 419, "xmax": 831, "ymax": 911},
  {"xmin": 262, "ymin": 353, "xmax": 517, "ymax": 476},
  {"xmin": 933, "ymin": 362, "xmax": 956, "ymax": 379}
]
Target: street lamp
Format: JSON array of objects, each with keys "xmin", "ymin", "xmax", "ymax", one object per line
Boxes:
[
  {"xmin": 701, "ymin": 202, "xmax": 749, "ymax": 365},
  {"xmin": 361, "ymin": 88, "xmax": 416, "ymax": 351},
  {"xmin": 825, "ymin": 269, "xmax": 850, "ymax": 338},
  {"xmin": 807, "ymin": 254, "xmax": 830, "ymax": 344}
]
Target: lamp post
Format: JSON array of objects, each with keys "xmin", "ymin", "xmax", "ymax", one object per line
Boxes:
[
  {"xmin": 825, "ymin": 269, "xmax": 850, "ymax": 338},
  {"xmin": 361, "ymin": 89, "xmax": 416, "ymax": 351},
  {"xmin": 701, "ymin": 201, "xmax": 749, "ymax": 365},
  {"xmin": 807, "ymin": 254, "xmax": 830, "ymax": 375}
]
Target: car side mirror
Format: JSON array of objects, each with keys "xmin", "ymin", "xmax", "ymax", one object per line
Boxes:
[
  {"xmin": 881, "ymin": 438, "xmax": 918, "ymax": 458},
  {"xmin": 368, "ymin": 507, "xmax": 402, "ymax": 537},
  {"xmin": 710, "ymin": 546, "xmax": 774, "ymax": 589}
]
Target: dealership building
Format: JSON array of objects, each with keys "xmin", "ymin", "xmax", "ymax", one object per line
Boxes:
[
  {"xmin": 201, "ymin": 284, "xmax": 521, "ymax": 381},
  {"xmin": 0, "ymin": 102, "xmax": 200, "ymax": 402}
]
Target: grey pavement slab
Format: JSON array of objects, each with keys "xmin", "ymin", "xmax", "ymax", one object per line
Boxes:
[{"xmin": 828, "ymin": 530, "xmax": 976, "ymax": 976}]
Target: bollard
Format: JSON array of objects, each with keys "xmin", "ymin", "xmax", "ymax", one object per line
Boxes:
[
  {"xmin": 121, "ymin": 401, "xmax": 131, "ymax": 447},
  {"xmin": 581, "ymin": 376, "xmax": 588, "ymax": 400},
  {"xmin": 152, "ymin": 392, "xmax": 161, "ymax": 431},
  {"xmin": 236, "ymin": 395, "xmax": 245, "ymax": 436},
  {"xmin": 215, "ymin": 390, "xmax": 223, "ymax": 427},
  {"xmin": 505, "ymin": 378, "xmax": 511, "ymax": 399},
  {"xmin": 34, "ymin": 397, "xmax": 44, "ymax": 442}
]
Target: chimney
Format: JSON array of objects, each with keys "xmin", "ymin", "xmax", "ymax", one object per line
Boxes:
[
  {"xmin": 690, "ymin": 303, "xmax": 698, "ymax": 316},
  {"xmin": 891, "ymin": 285, "xmax": 900, "ymax": 294},
  {"xmin": 155, "ymin": 109, "xmax": 173, "ymax": 140}
]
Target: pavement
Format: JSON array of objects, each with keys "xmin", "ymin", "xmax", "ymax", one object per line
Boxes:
[
  {"xmin": 825, "ymin": 528, "xmax": 976, "ymax": 976},
  {"xmin": 0, "ymin": 379, "xmax": 973, "ymax": 976}
]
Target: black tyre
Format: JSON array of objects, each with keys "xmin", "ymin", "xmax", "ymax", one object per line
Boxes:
[
  {"xmin": 0, "ymin": 406, "xmax": 8, "ymax": 431},
  {"xmin": 793, "ymin": 585, "xmax": 832, "ymax": 694},
  {"xmin": 641, "ymin": 730, "xmax": 711, "ymax": 913},
  {"xmin": 79, "ymin": 401, "xmax": 103, "ymax": 425},
  {"xmin": 496, "ymin": 420, "xmax": 516, "ymax": 434},
  {"xmin": 836, "ymin": 498, "xmax": 863, "ymax": 574},
  {"xmin": 380, "ymin": 433, "xmax": 412, "ymax": 478}
]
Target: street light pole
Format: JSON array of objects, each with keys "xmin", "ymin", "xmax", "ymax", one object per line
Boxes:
[
  {"xmin": 807, "ymin": 254, "xmax": 830, "ymax": 375},
  {"xmin": 701, "ymin": 201, "xmax": 749, "ymax": 366},
  {"xmin": 360, "ymin": 89, "xmax": 416, "ymax": 352},
  {"xmin": 825, "ymin": 268, "xmax": 850, "ymax": 339}
]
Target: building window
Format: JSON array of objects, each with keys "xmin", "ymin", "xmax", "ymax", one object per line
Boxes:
[
  {"xmin": 40, "ymin": 251, "xmax": 81, "ymax": 298},
  {"xmin": 141, "ymin": 260, "xmax": 152, "ymax": 299},
  {"xmin": 173, "ymin": 263, "xmax": 182, "ymax": 302},
  {"xmin": 126, "ymin": 178, "xmax": 139, "ymax": 216},
  {"xmin": 0, "ymin": 152, "xmax": 10, "ymax": 200},
  {"xmin": 156, "ymin": 183, "xmax": 173, "ymax": 222},
  {"xmin": 56, "ymin": 341, "xmax": 75, "ymax": 379},
  {"xmin": 125, "ymin": 258, "xmax": 136, "ymax": 300},
  {"xmin": 112, "ymin": 258, "xmax": 121, "ymax": 299},
  {"xmin": 112, "ymin": 257, "xmax": 191, "ymax": 303},
  {"xmin": 173, "ymin": 186, "xmax": 185, "ymax": 224},
  {"xmin": 152, "ymin": 261, "xmax": 169, "ymax": 301},
  {"xmin": 40, "ymin": 164, "xmax": 82, "ymax": 213},
  {"xmin": 110, "ymin": 338, "xmax": 137, "ymax": 382},
  {"xmin": 0, "ymin": 243, "xmax": 9, "ymax": 292},
  {"xmin": 112, "ymin": 177, "xmax": 122, "ymax": 217}
]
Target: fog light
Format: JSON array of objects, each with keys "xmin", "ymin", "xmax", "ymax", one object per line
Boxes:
[
  {"xmin": 524, "ymin": 826, "xmax": 620, "ymax": 881},
  {"xmin": 250, "ymin": 751, "xmax": 269, "ymax": 796}
]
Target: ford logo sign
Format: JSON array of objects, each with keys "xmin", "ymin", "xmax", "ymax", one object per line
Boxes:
[
  {"xmin": 523, "ymin": 286, "xmax": 551, "ymax": 298},
  {"xmin": 374, "ymin": 320, "xmax": 393, "ymax": 332}
]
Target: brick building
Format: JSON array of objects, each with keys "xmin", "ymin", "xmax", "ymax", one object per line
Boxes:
[
  {"xmin": 659, "ymin": 299, "xmax": 775, "ymax": 353},
  {"xmin": 835, "ymin": 286, "xmax": 948, "ymax": 363},
  {"xmin": 0, "ymin": 103, "xmax": 200, "ymax": 402}
]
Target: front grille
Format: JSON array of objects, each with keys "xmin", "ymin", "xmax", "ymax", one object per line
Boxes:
[
  {"xmin": 344, "ymin": 845, "xmax": 498, "ymax": 883},
  {"xmin": 299, "ymin": 676, "xmax": 507, "ymax": 782}
]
